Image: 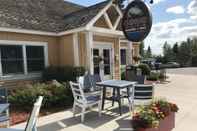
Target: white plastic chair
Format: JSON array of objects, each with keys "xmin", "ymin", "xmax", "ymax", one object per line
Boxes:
[
  {"xmin": 0, "ymin": 88, "xmax": 9, "ymax": 127},
  {"xmin": 128, "ymin": 84, "xmax": 154, "ymax": 113},
  {"xmin": 70, "ymin": 81, "xmax": 102, "ymax": 122},
  {"xmin": 0, "ymin": 96, "xmax": 44, "ymax": 131}
]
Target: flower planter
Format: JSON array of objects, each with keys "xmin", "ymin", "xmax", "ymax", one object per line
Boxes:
[{"xmin": 137, "ymin": 112, "xmax": 175, "ymax": 131}]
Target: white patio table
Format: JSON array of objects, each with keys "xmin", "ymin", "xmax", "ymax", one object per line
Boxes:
[{"xmin": 96, "ymin": 80, "xmax": 137, "ymax": 115}]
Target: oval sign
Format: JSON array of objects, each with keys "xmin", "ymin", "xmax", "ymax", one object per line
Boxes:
[{"xmin": 122, "ymin": 0, "xmax": 152, "ymax": 42}]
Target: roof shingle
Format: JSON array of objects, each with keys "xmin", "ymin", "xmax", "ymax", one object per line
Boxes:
[{"xmin": 0, "ymin": 0, "xmax": 109, "ymax": 33}]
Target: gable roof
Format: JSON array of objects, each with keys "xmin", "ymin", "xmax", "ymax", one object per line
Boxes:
[
  {"xmin": 61, "ymin": 1, "xmax": 109, "ymax": 32},
  {"xmin": 0, "ymin": 0, "xmax": 84, "ymax": 33},
  {"xmin": 0, "ymin": 0, "xmax": 111, "ymax": 33}
]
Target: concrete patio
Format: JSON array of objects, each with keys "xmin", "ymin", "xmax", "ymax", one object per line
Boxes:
[{"xmin": 13, "ymin": 73, "xmax": 197, "ymax": 131}]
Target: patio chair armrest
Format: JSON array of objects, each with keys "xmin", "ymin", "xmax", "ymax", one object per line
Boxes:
[{"xmin": 85, "ymin": 91, "xmax": 102, "ymax": 97}]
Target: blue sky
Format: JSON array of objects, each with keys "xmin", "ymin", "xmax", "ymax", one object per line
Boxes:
[{"xmin": 68, "ymin": 0, "xmax": 197, "ymax": 54}]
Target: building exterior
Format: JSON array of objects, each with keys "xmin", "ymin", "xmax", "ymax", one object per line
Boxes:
[{"xmin": 0, "ymin": 0, "xmax": 140, "ymax": 81}]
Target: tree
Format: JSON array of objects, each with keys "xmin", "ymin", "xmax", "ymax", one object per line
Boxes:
[
  {"xmin": 173, "ymin": 43, "xmax": 179, "ymax": 54},
  {"xmin": 146, "ymin": 46, "xmax": 152, "ymax": 58},
  {"xmin": 162, "ymin": 42, "xmax": 174, "ymax": 63},
  {"xmin": 139, "ymin": 41, "xmax": 145, "ymax": 57},
  {"xmin": 113, "ymin": 0, "xmax": 126, "ymax": 9},
  {"xmin": 177, "ymin": 41, "xmax": 192, "ymax": 66},
  {"xmin": 172, "ymin": 43, "xmax": 179, "ymax": 61}
]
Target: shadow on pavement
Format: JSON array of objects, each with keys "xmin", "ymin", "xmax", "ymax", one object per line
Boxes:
[{"xmin": 38, "ymin": 106, "xmax": 131, "ymax": 131}]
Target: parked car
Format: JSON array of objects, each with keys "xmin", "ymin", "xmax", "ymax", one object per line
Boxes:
[
  {"xmin": 154, "ymin": 62, "xmax": 162, "ymax": 70},
  {"xmin": 141, "ymin": 60, "xmax": 155, "ymax": 70}
]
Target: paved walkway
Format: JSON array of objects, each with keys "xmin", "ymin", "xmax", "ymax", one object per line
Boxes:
[
  {"xmin": 167, "ymin": 67, "xmax": 197, "ymax": 75},
  {"xmin": 156, "ymin": 74, "xmax": 197, "ymax": 131},
  {"xmin": 13, "ymin": 74, "xmax": 197, "ymax": 131}
]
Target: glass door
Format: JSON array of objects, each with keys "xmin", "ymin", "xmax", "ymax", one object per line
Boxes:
[
  {"xmin": 102, "ymin": 49, "xmax": 112, "ymax": 80},
  {"xmin": 93, "ymin": 49, "xmax": 100, "ymax": 75},
  {"xmin": 93, "ymin": 45, "xmax": 113, "ymax": 80}
]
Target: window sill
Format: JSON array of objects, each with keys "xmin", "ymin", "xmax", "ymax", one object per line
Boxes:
[{"xmin": 0, "ymin": 73, "xmax": 42, "ymax": 81}]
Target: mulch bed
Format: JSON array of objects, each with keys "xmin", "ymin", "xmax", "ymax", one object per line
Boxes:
[{"xmin": 9, "ymin": 106, "xmax": 66, "ymax": 126}]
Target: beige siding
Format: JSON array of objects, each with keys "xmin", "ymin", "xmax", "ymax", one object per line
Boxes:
[
  {"xmin": 120, "ymin": 42, "xmax": 140, "ymax": 64},
  {"xmin": 133, "ymin": 43, "xmax": 140, "ymax": 57},
  {"xmin": 59, "ymin": 34, "xmax": 75, "ymax": 66},
  {"xmin": 94, "ymin": 16, "xmax": 109, "ymax": 29},
  {"xmin": 0, "ymin": 31, "xmax": 59, "ymax": 66},
  {"xmin": 78, "ymin": 32, "xmax": 87, "ymax": 67}
]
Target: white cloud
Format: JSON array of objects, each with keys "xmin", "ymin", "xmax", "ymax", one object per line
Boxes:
[
  {"xmin": 145, "ymin": 18, "xmax": 197, "ymax": 54},
  {"xmin": 153, "ymin": 0, "xmax": 166, "ymax": 4},
  {"xmin": 166, "ymin": 6, "xmax": 185, "ymax": 14},
  {"xmin": 187, "ymin": 0, "xmax": 197, "ymax": 20}
]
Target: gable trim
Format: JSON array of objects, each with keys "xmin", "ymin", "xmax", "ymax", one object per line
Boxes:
[
  {"xmin": 0, "ymin": 27, "xmax": 86, "ymax": 36},
  {"xmin": 86, "ymin": 1, "xmax": 113, "ymax": 30},
  {"xmin": 0, "ymin": 27, "xmax": 58, "ymax": 36}
]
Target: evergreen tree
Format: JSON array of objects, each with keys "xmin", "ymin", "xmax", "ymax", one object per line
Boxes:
[
  {"xmin": 172, "ymin": 43, "xmax": 179, "ymax": 61},
  {"xmin": 146, "ymin": 46, "xmax": 152, "ymax": 58},
  {"xmin": 177, "ymin": 41, "xmax": 192, "ymax": 66},
  {"xmin": 162, "ymin": 42, "xmax": 174, "ymax": 63},
  {"xmin": 173, "ymin": 43, "xmax": 179, "ymax": 54}
]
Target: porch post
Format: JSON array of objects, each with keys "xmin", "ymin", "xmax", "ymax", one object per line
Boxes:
[
  {"xmin": 127, "ymin": 42, "xmax": 133, "ymax": 65},
  {"xmin": 85, "ymin": 32, "xmax": 94, "ymax": 74},
  {"xmin": 73, "ymin": 33, "xmax": 79, "ymax": 66}
]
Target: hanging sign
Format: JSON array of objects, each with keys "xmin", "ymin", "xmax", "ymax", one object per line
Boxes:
[{"xmin": 122, "ymin": 0, "xmax": 152, "ymax": 42}]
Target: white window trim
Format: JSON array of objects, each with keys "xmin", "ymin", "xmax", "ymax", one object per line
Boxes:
[
  {"xmin": 93, "ymin": 41, "xmax": 114, "ymax": 80},
  {"xmin": 0, "ymin": 40, "xmax": 49, "ymax": 80}
]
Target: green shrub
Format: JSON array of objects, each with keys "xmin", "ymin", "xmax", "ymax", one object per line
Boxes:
[
  {"xmin": 42, "ymin": 66, "xmax": 86, "ymax": 82},
  {"xmin": 8, "ymin": 83, "xmax": 73, "ymax": 110},
  {"xmin": 138, "ymin": 64, "xmax": 151, "ymax": 76},
  {"xmin": 121, "ymin": 71, "xmax": 126, "ymax": 80},
  {"xmin": 192, "ymin": 55, "xmax": 197, "ymax": 67},
  {"xmin": 147, "ymin": 72, "xmax": 160, "ymax": 81}
]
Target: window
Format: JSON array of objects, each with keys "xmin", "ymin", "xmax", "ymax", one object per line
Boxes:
[
  {"xmin": 120, "ymin": 49, "xmax": 126, "ymax": 65},
  {"xmin": 93, "ymin": 49, "xmax": 100, "ymax": 75},
  {"xmin": 26, "ymin": 46, "xmax": 45, "ymax": 72},
  {"xmin": 0, "ymin": 43, "xmax": 47, "ymax": 76},
  {"xmin": 103, "ymin": 49, "xmax": 111, "ymax": 75},
  {"xmin": 0, "ymin": 45, "xmax": 24, "ymax": 74}
]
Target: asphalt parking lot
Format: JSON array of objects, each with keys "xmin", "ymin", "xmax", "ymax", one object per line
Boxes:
[{"xmin": 167, "ymin": 67, "xmax": 197, "ymax": 75}]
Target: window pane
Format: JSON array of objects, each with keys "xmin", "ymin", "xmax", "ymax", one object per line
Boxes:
[
  {"xmin": 93, "ymin": 49, "xmax": 100, "ymax": 75},
  {"xmin": 0, "ymin": 45, "xmax": 24, "ymax": 75},
  {"xmin": 103, "ymin": 49, "xmax": 110, "ymax": 75},
  {"xmin": 26, "ymin": 46, "xmax": 45, "ymax": 72},
  {"xmin": 120, "ymin": 49, "xmax": 126, "ymax": 65}
]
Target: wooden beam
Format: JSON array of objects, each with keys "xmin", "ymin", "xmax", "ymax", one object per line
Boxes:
[
  {"xmin": 113, "ymin": 16, "xmax": 121, "ymax": 30},
  {"xmin": 104, "ymin": 13, "xmax": 114, "ymax": 29},
  {"xmin": 86, "ymin": 1, "xmax": 113, "ymax": 29},
  {"xmin": 112, "ymin": 4, "xmax": 123, "ymax": 17}
]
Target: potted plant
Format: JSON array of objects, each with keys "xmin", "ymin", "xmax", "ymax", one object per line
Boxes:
[
  {"xmin": 93, "ymin": 56, "xmax": 103, "ymax": 64},
  {"xmin": 133, "ymin": 56, "xmax": 141, "ymax": 63},
  {"xmin": 132, "ymin": 99, "xmax": 179, "ymax": 131}
]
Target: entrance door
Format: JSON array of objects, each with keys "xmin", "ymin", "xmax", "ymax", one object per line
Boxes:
[{"xmin": 93, "ymin": 44, "xmax": 113, "ymax": 80}]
